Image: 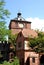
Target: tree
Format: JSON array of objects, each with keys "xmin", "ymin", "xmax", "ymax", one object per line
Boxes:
[
  {"xmin": 8, "ymin": 33, "xmax": 18, "ymax": 45},
  {"xmin": 8, "ymin": 33, "xmax": 18, "ymax": 51},
  {"xmin": 0, "ymin": 0, "xmax": 10, "ymax": 41},
  {"xmin": 0, "ymin": 0, "xmax": 10, "ymax": 20},
  {"xmin": 29, "ymin": 31, "xmax": 44, "ymax": 53}
]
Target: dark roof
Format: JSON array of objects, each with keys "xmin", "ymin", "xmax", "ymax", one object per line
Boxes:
[
  {"xmin": 10, "ymin": 19, "xmax": 31, "ymax": 23},
  {"xmin": 11, "ymin": 12, "xmax": 31, "ymax": 23}
]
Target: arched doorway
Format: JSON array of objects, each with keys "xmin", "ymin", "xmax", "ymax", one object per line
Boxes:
[
  {"xmin": 26, "ymin": 57, "xmax": 30, "ymax": 65},
  {"xmin": 40, "ymin": 55, "xmax": 44, "ymax": 65}
]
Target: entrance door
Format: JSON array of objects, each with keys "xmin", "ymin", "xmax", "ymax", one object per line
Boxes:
[
  {"xmin": 26, "ymin": 57, "xmax": 30, "ymax": 65},
  {"xmin": 40, "ymin": 55, "xmax": 44, "ymax": 65}
]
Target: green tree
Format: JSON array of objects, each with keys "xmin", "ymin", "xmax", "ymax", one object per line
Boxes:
[
  {"xmin": 8, "ymin": 33, "xmax": 18, "ymax": 51},
  {"xmin": 29, "ymin": 31, "xmax": 44, "ymax": 53},
  {"xmin": 9, "ymin": 33, "xmax": 17, "ymax": 45},
  {"xmin": 0, "ymin": 0, "xmax": 10, "ymax": 41},
  {"xmin": 3, "ymin": 57, "xmax": 20, "ymax": 65},
  {"xmin": 0, "ymin": 0, "xmax": 10, "ymax": 20}
]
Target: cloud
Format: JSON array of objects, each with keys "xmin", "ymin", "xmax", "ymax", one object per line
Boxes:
[{"xmin": 26, "ymin": 17, "xmax": 44, "ymax": 31}]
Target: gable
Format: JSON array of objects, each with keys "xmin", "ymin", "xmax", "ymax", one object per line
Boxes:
[{"xmin": 16, "ymin": 32, "xmax": 24, "ymax": 43}]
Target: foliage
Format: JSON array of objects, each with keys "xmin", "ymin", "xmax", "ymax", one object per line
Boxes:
[
  {"xmin": 3, "ymin": 61, "xmax": 10, "ymax": 65},
  {"xmin": 0, "ymin": 0, "xmax": 10, "ymax": 20},
  {"xmin": 0, "ymin": 0, "xmax": 10, "ymax": 41},
  {"xmin": 29, "ymin": 31, "xmax": 44, "ymax": 53},
  {"xmin": 9, "ymin": 33, "xmax": 18, "ymax": 45},
  {"xmin": 13, "ymin": 56, "xmax": 20, "ymax": 65},
  {"xmin": 0, "ymin": 64, "xmax": 2, "ymax": 65},
  {"xmin": 0, "ymin": 21, "xmax": 11, "ymax": 41},
  {"xmin": 0, "ymin": 57, "xmax": 20, "ymax": 65},
  {"xmin": 8, "ymin": 33, "xmax": 18, "ymax": 51}
]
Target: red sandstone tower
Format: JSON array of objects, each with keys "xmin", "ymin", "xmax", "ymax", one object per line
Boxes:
[{"xmin": 9, "ymin": 12, "xmax": 40, "ymax": 65}]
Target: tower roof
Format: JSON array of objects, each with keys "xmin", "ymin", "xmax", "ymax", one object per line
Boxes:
[{"xmin": 14, "ymin": 12, "xmax": 25, "ymax": 21}]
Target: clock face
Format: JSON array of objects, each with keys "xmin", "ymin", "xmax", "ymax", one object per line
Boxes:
[{"xmin": 18, "ymin": 23, "xmax": 24, "ymax": 28}]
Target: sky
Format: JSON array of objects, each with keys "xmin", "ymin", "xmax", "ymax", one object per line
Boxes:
[{"xmin": 5, "ymin": 0, "xmax": 44, "ymax": 31}]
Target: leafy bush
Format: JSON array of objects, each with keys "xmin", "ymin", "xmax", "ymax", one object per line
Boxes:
[
  {"xmin": 0, "ymin": 56, "xmax": 20, "ymax": 65},
  {"xmin": 3, "ymin": 61, "xmax": 10, "ymax": 65},
  {"xmin": 13, "ymin": 56, "xmax": 20, "ymax": 65}
]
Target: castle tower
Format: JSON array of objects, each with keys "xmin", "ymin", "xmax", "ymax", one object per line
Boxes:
[
  {"xmin": 9, "ymin": 12, "xmax": 31, "ymax": 35},
  {"xmin": 9, "ymin": 12, "xmax": 40, "ymax": 65}
]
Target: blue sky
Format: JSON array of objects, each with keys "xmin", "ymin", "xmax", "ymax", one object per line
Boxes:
[{"xmin": 5, "ymin": 0, "xmax": 44, "ymax": 30}]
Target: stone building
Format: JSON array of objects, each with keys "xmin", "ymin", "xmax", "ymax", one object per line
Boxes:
[{"xmin": 9, "ymin": 12, "xmax": 44, "ymax": 65}]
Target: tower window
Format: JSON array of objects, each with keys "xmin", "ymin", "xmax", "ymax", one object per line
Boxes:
[{"xmin": 18, "ymin": 42, "xmax": 22, "ymax": 48}]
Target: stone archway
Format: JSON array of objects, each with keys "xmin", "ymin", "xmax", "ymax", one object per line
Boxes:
[
  {"xmin": 40, "ymin": 55, "xmax": 44, "ymax": 65},
  {"xmin": 26, "ymin": 57, "xmax": 30, "ymax": 65}
]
